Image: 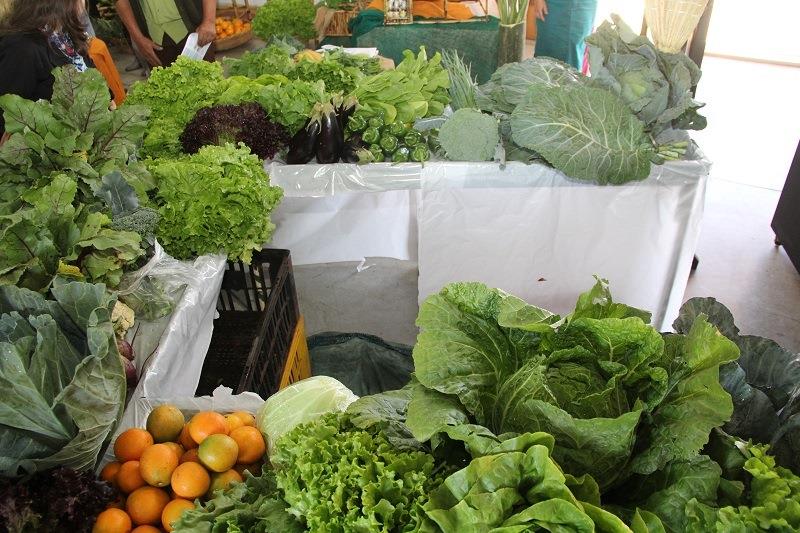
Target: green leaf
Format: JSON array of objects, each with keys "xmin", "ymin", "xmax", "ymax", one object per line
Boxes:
[
  {"xmin": 406, "ymin": 383, "xmax": 469, "ymax": 442},
  {"xmin": 51, "ymin": 67, "xmax": 111, "ymax": 136},
  {"xmin": 95, "ymin": 171, "xmax": 139, "ymax": 217},
  {"xmin": 0, "ymin": 279, "xmax": 125, "ymax": 476},
  {"xmin": 510, "ymin": 83, "xmax": 654, "ymax": 184}
]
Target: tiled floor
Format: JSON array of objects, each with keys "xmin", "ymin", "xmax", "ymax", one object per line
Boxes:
[{"xmin": 683, "ymin": 57, "xmax": 800, "ymax": 351}]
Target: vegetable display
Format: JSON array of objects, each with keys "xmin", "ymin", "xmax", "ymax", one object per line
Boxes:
[
  {"xmin": 0, "ymin": 280, "xmax": 125, "ymax": 476},
  {"xmin": 149, "ymin": 144, "xmax": 283, "ymax": 263},
  {"xmin": 345, "ymin": 111, "xmax": 432, "ymax": 163}
]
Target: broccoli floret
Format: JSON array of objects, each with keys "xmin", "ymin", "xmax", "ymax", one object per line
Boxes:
[
  {"xmin": 438, "ymin": 108, "xmax": 499, "ymax": 161},
  {"xmin": 111, "ymin": 207, "xmax": 160, "ymax": 244}
]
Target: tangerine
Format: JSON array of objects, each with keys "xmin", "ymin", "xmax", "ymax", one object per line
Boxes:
[
  {"xmin": 188, "ymin": 411, "xmax": 228, "ymax": 444},
  {"xmin": 146, "ymin": 405, "xmax": 185, "ymax": 443},
  {"xmin": 100, "ymin": 461, "xmax": 122, "ymax": 485},
  {"xmin": 126, "ymin": 486, "xmax": 170, "ymax": 526},
  {"xmin": 229, "ymin": 426, "xmax": 265, "ymax": 464},
  {"xmin": 180, "ymin": 448, "xmax": 201, "ymax": 464},
  {"xmin": 114, "ymin": 428, "xmax": 154, "ymax": 462},
  {"xmin": 140, "ymin": 444, "xmax": 179, "ymax": 487},
  {"xmin": 131, "ymin": 526, "xmax": 161, "ymax": 533},
  {"xmin": 198, "ymin": 434, "xmax": 238, "ymax": 473},
  {"xmin": 207, "ymin": 469, "xmax": 243, "ymax": 498},
  {"xmin": 92, "ymin": 507, "xmax": 132, "ymax": 533},
  {"xmin": 117, "ymin": 461, "xmax": 146, "ymax": 494},
  {"xmin": 171, "ymin": 462, "xmax": 210, "ymax": 500},
  {"xmin": 162, "ymin": 442, "xmax": 184, "ymax": 460},
  {"xmin": 161, "ymin": 498, "xmax": 195, "ymax": 532},
  {"xmin": 178, "ymin": 424, "xmax": 198, "ymax": 450},
  {"xmin": 230, "ymin": 411, "xmax": 256, "ymax": 427},
  {"xmin": 225, "ymin": 414, "xmax": 244, "ymax": 433}
]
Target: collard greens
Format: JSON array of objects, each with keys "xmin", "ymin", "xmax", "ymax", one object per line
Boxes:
[
  {"xmin": 0, "ymin": 280, "xmax": 125, "ymax": 476},
  {"xmin": 407, "ymin": 279, "xmax": 738, "ymax": 491}
]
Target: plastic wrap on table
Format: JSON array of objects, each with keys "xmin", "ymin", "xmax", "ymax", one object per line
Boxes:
[
  {"xmin": 117, "ymin": 241, "xmax": 201, "ymax": 321},
  {"xmin": 267, "ymin": 161, "xmax": 423, "ymax": 197},
  {"xmin": 308, "ymin": 332, "xmax": 414, "ymax": 396},
  {"xmin": 98, "ymin": 386, "xmax": 263, "ymax": 472},
  {"xmin": 127, "ymin": 253, "xmax": 227, "ymax": 402}
]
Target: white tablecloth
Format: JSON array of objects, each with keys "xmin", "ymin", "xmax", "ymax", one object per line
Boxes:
[{"xmin": 268, "ymin": 156, "xmax": 709, "ymax": 331}]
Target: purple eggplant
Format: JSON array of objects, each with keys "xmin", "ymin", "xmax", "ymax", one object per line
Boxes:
[
  {"xmin": 336, "ymin": 95, "xmax": 358, "ymax": 133},
  {"xmin": 316, "ymin": 102, "xmax": 344, "ymax": 164},
  {"xmin": 341, "ymin": 133, "xmax": 366, "ymax": 163},
  {"xmin": 287, "ymin": 107, "xmax": 323, "ymax": 164}
]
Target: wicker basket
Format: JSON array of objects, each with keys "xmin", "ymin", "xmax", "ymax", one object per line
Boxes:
[
  {"xmin": 325, "ymin": 0, "xmax": 368, "ymax": 37},
  {"xmin": 644, "ymin": 0, "xmax": 710, "ymax": 53},
  {"xmin": 215, "ymin": 0, "xmax": 254, "ymax": 51}
]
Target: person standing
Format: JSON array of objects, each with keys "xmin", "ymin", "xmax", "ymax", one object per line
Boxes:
[
  {"xmin": 531, "ymin": 0, "xmax": 598, "ymax": 70},
  {"xmin": 0, "ymin": 0, "xmax": 93, "ymax": 135},
  {"xmin": 115, "ymin": 0, "xmax": 217, "ymax": 67}
]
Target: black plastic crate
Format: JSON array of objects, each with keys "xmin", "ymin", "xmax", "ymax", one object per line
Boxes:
[{"xmin": 196, "ymin": 249, "xmax": 300, "ymax": 398}]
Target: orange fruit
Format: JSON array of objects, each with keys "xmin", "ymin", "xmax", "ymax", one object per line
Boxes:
[
  {"xmin": 162, "ymin": 498, "xmax": 195, "ymax": 532},
  {"xmin": 225, "ymin": 414, "xmax": 244, "ymax": 433},
  {"xmin": 92, "ymin": 507, "xmax": 132, "ymax": 533},
  {"xmin": 197, "ymin": 434, "xmax": 239, "ymax": 473},
  {"xmin": 229, "ymin": 426, "xmax": 266, "ymax": 464},
  {"xmin": 188, "ymin": 411, "xmax": 228, "ymax": 444},
  {"xmin": 100, "ymin": 461, "xmax": 122, "ymax": 485},
  {"xmin": 139, "ymin": 444, "xmax": 179, "ymax": 487},
  {"xmin": 230, "ymin": 411, "xmax": 256, "ymax": 427},
  {"xmin": 207, "ymin": 469, "xmax": 242, "ymax": 498},
  {"xmin": 178, "ymin": 424, "xmax": 197, "ymax": 450},
  {"xmin": 162, "ymin": 442, "xmax": 184, "ymax": 461},
  {"xmin": 117, "ymin": 461, "xmax": 146, "ymax": 494},
  {"xmin": 126, "ymin": 486, "xmax": 170, "ymax": 526},
  {"xmin": 131, "ymin": 526, "xmax": 161, "ymax": 533},
  {"xmin": 180, "ymin": 448, "xmax": 201, "ymax": 464},
  {"xmin": 170, "ymin": 462, "xmax": 210, "ymax": 500},
  {"xmin": 114, "ymin": 429, "xmax": 154, "ymax": 462},
  {"xmin": 146, "ymin": 405, "xmax": 185, "ymax": 443},
  {"xmin": 234, "ymin": 460, "xmax": 263, "ymax": 477}
]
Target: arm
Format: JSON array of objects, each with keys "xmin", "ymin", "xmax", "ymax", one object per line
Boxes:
[
  {"xmin": 195, "ymin": 0, "xmax": 217, "ymax": 46},
  {"xmin": 115, "ymin": 0, "xmax": 163, "ymax": 66}
]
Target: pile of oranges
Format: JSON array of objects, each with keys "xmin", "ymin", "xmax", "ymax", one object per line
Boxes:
[
  {"xmin": 215, "ymin": 17, "xmax": 251, "ymax": 40},
  {"xmin": 92, "ymin": 405, "xmax": 266, "ymax": 533}
]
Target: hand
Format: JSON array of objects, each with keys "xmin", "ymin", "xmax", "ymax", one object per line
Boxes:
[
  {"xmin": 196, "ymin": 20, "xmax": 216, "ymax": 47},
  {"xmin": 532, "ymin": 0, "xmax": 548, "ymax": 21},
  {"xmin": 133, "ymin": 34, "xmax": 163, "ymax": 67}
]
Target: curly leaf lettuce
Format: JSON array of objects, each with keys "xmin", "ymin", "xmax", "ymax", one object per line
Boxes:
[
  {"xmin": 0, "ymin": 279, "xmax": 125, "ymax": 476},
  {"xmin": 272, "ymin": 412, "xmax": 440, "ymax": 532},
  {"xmin": 408, "ymin": 279, "xmax": 738, "ymax": 491}
]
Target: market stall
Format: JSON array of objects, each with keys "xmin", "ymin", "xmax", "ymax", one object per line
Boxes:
[{"xmin": 269, "ymin": 155, "xmax": 709, "ymax": 332}]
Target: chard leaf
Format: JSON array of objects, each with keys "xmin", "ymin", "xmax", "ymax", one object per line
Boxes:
[{"xmin": 510, "ymin": 83, "xmax": 654, "ymax": 184}]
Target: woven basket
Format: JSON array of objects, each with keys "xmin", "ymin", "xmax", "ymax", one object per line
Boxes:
[
  {"xmin": 215, "ymin": 0, "xmax": 254, "ymax": 51},
  {"xmin": 644, "ymin": 0, "xmax": 710, "ymax": 53},
  {"xmin": 324, "ymin": 0, "xmax": 368, "ymax": 37}
]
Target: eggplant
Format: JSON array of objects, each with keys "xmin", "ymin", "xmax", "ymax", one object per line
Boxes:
[
  {"xmin": 341, "ymin": 134, "xmax": 366, "ymax": 163},
  {"xmin": 286, "ymin": 117, "xmax": 321, "ymax": 164},
  {"xmin": 336, "ymin": 96, "xmax": 358, "ymax": 133},
  {"xmin": 316, "ymin": 102, "xmax": 344, "ymax": 164}
]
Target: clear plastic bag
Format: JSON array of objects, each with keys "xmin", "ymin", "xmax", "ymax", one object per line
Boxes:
[{"xmin": 117, "ymin": 241, "xmax": 202, "ymax": 321}]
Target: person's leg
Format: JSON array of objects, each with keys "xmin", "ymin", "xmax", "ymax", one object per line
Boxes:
[{"xmin": 533, "ymin": 0, "xmax": 598, "ymax": 70}]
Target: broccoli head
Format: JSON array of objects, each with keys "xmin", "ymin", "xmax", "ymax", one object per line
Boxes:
[{"xmin": 111, "ymin": 207, "xmax": 160, "ymax": 244}]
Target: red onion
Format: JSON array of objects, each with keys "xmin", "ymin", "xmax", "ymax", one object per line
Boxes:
[{"xmin": 117, "ymin": 338, "xmax": 134, "ymax": 361}]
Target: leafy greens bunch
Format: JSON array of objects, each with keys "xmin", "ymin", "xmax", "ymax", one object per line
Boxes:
[
  {"xmin": 272, "ymin": 412, "xmax": 441, "ymax": 532},
  {"xmin": 349, "ymin": 47, "xmax": 450, "ymax": 125},
  {"xmin": 0, "ymin": 173, "xmax": 144, "ymax": 292},
  {"xmin": 406, "ymin": 278, "xmax": 739, "ymax": 492},
  {"xmin": 125, "ymin": 57, "xmax": 228, "ymax": 158},
  {"xmin": 674, "ymin": 297, "xmax": 800, "ymax": 474},
  {"xmin": 0, "ymin": 67, "xmax": 153, "ymax": 209},
  {"xmin": 586, "ymin": 14, "xmax": 707, "ymax": 138},
  {"xmin": 251, "ymin": 0, "xmax": 317, "ymax": 42},
  {"xmin": 0, "ymin": 280, "xmax": 126, "ymax": 477},
  {"xmin": 149, "ymin": 143, "xmax": 283, "ymax": 263}
]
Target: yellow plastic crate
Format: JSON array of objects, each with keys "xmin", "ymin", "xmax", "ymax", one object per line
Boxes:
[{"xmin": 279, "ymin": 315, "xmax": 311, "ymax": 389}]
